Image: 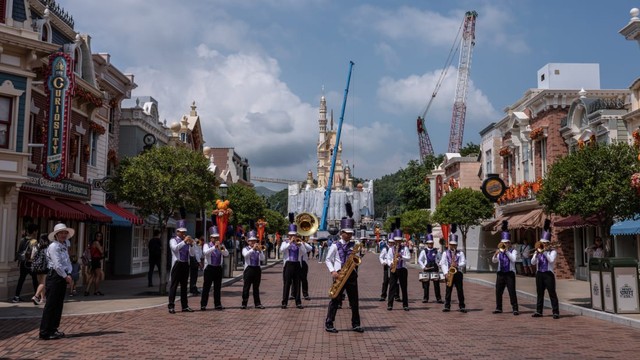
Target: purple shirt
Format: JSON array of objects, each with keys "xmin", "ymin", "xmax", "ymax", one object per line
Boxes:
[
  {"xmin": 288, "ymin": 244, "xmax": 300, "ymax": 262},
  {"xmin": 209, "ymin": 242, "xmax": 222, "ymax": 266},
  {"xmin": 178, "ymin": 239, "xmax": 190, "ymax": 262}
]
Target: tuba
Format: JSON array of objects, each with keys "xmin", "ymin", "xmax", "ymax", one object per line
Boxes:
[
  {"xmin": 329, "ymin": 242, "xmax": 362, "ymax": 299},
  {"xmin": 295, "ymin": 212, "xmax": 319, "ymax": 237}
]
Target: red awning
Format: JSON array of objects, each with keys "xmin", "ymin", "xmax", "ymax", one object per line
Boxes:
[
  {"xmin": 106, "ymin": 203, "xmax": 144, "ymax": 225},
  {"xmin": 555, "ymin": 214, "xmax": 599, "ymax": 228},
  {"xmin": 60, "ymin": 200, "xmax": 112, "ymax": 223},
  {"xmin": 18, "ymin": 194, "xmax": 86, "ymax": 220}
]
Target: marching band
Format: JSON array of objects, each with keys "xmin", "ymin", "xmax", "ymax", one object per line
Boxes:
[{"xmin": 166, "ymin": 213, "xmax": 565, "ymax": 329}]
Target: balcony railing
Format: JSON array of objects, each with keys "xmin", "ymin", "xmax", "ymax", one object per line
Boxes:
[{"xmin": 38, "ymin": 0, "xmax": 74, "ymax": 29}]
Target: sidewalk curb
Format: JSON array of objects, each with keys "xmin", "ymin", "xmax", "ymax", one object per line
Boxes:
[{"xmin": 464, "ymin": 276, "xmax": 640, "ymax": 330}]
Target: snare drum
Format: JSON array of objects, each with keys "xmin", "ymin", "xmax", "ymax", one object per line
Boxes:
[
  {"xmin": 418, "ymin": 272, "xmax": 430, "ymax": 282},
  {"xmin": 430, "ymin": 273, "xmax": 440, "ymax": 280}
]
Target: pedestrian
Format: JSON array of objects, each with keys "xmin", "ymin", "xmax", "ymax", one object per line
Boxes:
[
  {"xmin": 280, "ymin": 215, "xmax": 304, "ymax": 309},
  {"xmin": 189, "ymin": 236, "xmax": 203, "ymax": 295},
  {"xmin": 85, "ymin": 232, "xmax": 105, "ymax": 296},
  {"xmin": 385, "ymin": 229, "xmax": 411, "ymax": 311},
  {"xmin": 147, "ymin": 229, "xmax": 162, "ymax": 287},
  {"xmin": 378, "ymin": 235, "xmax": 390, "ymax": 301},
  {"xmin": 168, "ymin": 220, "xmax": 195, "ymax": 314},
  {"xmin": 39, "ymin": 223, "xmax": 74, "ymax": 340},
  {"xmin": 585, "ymin": 236, "xmax": 606, "ymax": 259},
  {"xmin": 201, "ymin": 226, "xmax": 228, "ymax": 311},
  {"xmin": 521, "ymin": 239, "xmax": 533, "ymax": 276},
  {"xmin": 12, "ymin": 224, "xmax": 39, "ymax": 303},
  {"xmin": 491, "ymin": 221, "xmax": 519, "ymax": 316},
  {"xmin": 31, "ymin": 234, "xmax": 50, "ymax": 305},
  {"xmin": 241, "ymin": 230, "xmax": 266, "ymax": 309},
  {"xmin": 69, "ymin": 255, "xmax": 80, "ymax": 297},
  {"xmin": 439, "ymin": 224, "xmax": 467, "ymax": 313},
  {"xmin": 418, "ymin": 227, "xmax": 443, "ymax": 304},
  {"xmin": 531, "ymin": 220, "xmax": 560, "ymax": 319},
  {"xmin": 324, "ymin": 215, "xmax": 365, "ymax": 333}
]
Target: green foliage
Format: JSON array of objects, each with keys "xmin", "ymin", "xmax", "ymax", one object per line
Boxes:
[
  {"xmin": 459, "ymin": 142, "xmax": 480, "ymax": 157},
  {"xmin": 432, "ymin": 188, "xmax": 494, "ymax": 253},
  {"xmin": 109, "ymin": 146, "xmax": 217, "ymax": 226},
  {"xmin": 397, "ymin": 160, "xmax": 431, "ymax": 211},
  {"xmin": 536, "ymin": 142, "xmax": 640, "ymax": 232},
  {"xmin": 374, "ymin": 173, "xmax": 402, "ymax": 219},
  {"xmin": 400, "ymin": 209, "xmax": 431, "ymax": 236},
  {"xmin": 267, "ymin": 188, "xmax": 288, "ymax": 217},
  {"xmin": 263, "ymin": 209, "xmax": 288, "ymax": 235},
  {"xmin": 227, "ymin": 184, "xmax": 267, "ymax": 227}
]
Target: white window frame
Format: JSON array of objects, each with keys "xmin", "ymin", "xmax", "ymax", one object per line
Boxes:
[{"xmin": 89, "ymin": 130, "xmax": 98, "ymax": 166}]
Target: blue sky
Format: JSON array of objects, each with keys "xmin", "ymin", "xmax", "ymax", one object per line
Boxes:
[{"xmin": 66, "ymin": 0, "xmax": 640, "ymax": 190}]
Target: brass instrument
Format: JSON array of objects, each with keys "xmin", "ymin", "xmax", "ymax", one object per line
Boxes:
[
  {"xmin": 215, "ymin": 243, "xmax": 226, "ymax": 252},
  {"xmin": 390, "ymin": 243, "xmax": 401, "ymax": 274},
  {"xmin": 254, "ymin": 243, "xmax": 266, "ymax": 251},
  {"xmin": 534, "ymin": 241, "xmax": 557, "ymax": 253},
  {"xmin": 498, "ymin": 242, "xmax": 507, "ymax": 252},
  {"xmin": 295, "ymin": 212, "xmax": 319, "ymax": 237},
  {"xmin": 446, "ymin": 250, "xmax": 458, "ymax": 288},
  {"xmin": 328, "ymin": 242, "xmax": 363, "ymax": 299}
]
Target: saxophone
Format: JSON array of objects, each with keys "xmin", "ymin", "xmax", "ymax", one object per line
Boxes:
[
  {"xmin": 328, "ymin": 242, "xmax": 363, "ymax": 299},
  {"xmin": 390, "ymin": 243, "xmax": 400, "ymax": 274},
  {"xmin": 446, "ymin": 250, "xmax": 458, "ymax": 288}
]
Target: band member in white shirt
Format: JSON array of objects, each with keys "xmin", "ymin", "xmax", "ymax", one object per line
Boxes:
[
  {"xmin": 439, "ymin": 227, "xmax": 467, "ymax": 313},
  {"xmin": 491, "ymin": 221, "xmax": 519, "ymax": 315},
  {"xmin": 418, "ymin": 230, "xmax": 442, "ymax": 304},
  {"xmin": 168, "ymin": 220, "xmax": 195, "ymax": 314},
  {"xmin": 385, "ymin": 229, "xmax": 411, "ymax": 311},
  {"xmin": 201, "ymin": 226, "xmax": 229, "ymax": 311},
  {"xmin": 281, "ymin": 221, "xmax": 304, "ymax": 309},
  {"xmin": 531, "ymin": 220, "xmax": 560, "ymax": 319},
  {"xmin": 378, "ymin": 235, "xmax": 390, "ymax": 301},
  {"xmin": 242, "ymin": 230, "xmax": 266, "ymax": 309},
  {"xmin": 325, "ymin": 216, "xmax": 364, "ymax": 333}
]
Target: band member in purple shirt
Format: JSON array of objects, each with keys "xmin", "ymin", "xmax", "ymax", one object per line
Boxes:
[
  {"xmin": 201, "ymin": 226, "xmax": 229, "ymax": 311},
  {"xmin": 242, "ymin": 230, "xmax": 266, "ymax": 309},
  {"xmin": 168, "ymin": 220, "xmax": 195, "ymax": 314}
]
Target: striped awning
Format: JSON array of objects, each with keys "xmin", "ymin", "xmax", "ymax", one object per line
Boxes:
[
  {"xmin": 18, "ymin": 194, "xmax": 86, "ymax": 220},
  {"xmin": 92, "ymin": 205, "xmax": 131, "ymax": 227},
  {"xmin": 106, "ymin": 203, "xmax": 144, "ymax": 225},
  {"xmin": 60, "ymin": 200, "xmax": 112, "ymax": 223}
]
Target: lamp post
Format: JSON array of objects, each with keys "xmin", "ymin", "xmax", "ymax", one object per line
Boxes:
[{"xmin": 216, "ymin": 182, "xmax": 233, "ymax": 276}]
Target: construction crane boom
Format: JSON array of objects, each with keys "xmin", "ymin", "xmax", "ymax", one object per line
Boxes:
[{"xmin": 447, "ymin": 10, "xmax": 478, "ymax": 153}]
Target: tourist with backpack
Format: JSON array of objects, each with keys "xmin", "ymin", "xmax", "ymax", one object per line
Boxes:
[
  {"xmin": 31, "ymin": 234, "xmax": 50, "ymax": 305},
  {"xmin": 12, "ymin": 224, "xmax": 39, "ymax": 303}
]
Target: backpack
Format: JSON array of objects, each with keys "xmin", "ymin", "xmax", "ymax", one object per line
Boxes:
[
  {"xmin": 24, "ymin": 241, "xmax": 36, "ymax": 262},
  {"xmin": 16, "ymin": 237, "xmax": 29, "ymax": 262},
  {"xmin": 31, "ymin": 248, "xmax": 49, "ymax": 274}
]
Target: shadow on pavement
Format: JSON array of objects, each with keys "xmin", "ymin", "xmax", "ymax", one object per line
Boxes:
[{"xmin": 66, "ymin": 330, "xmax": 125, "ymax": 338}]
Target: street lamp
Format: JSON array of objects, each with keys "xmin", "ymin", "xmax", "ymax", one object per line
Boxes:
[{"xmin": 218, "ymin": 182, "xmax": 228, "ymax": 199}]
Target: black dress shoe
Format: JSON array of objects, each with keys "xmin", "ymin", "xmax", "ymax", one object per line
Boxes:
[
  {"xmin": 513, "ymin": 311, "xmax": 520, "ymax": 316},
  {"xmin": 492, "ymin": 309, "xmax": 503, "ymax": 314},
  {"xmin": 304, "ymin": 296, "xmax": 311, "ymax": 301},
  {"xmin": 394, "ymin": 298, "xmax": 401, "ymax": 302},
  {"xmin": 403, "ymin": 307, "xmax": 410, "ymax": 311},
  {"xmin": 325, "ymin": 326, "xmax": 338, "ymax": 333},
  {"xmin": 436, "ymin": 300, "xmax": 444, "ymax": 304},
  {"xmin": 241, "ymin": 305, "xmax": 247, "ymax": 309},
  {"xmin": 296, "ymin": 304, "xmax": 304, "ymax": 309},
  {"xmin": 378, "ymin": 297, "xmax": 386, "ymax": 302},
  {"xmin": 200, "ymin": 306, "xmax": 206, "ymax": 311},
  {"xmin": 442, "ymin": 308, "xmax": 450, "ymax": 312},
  {"xmin": 459, "ymin": 308, "xmax": 467, "ymax": 313},
  {"xmin": 256, "ymin": 305, "xmax": 265, "ymax": 309},
  {"xmin": 168, "ymin": 308, "xmax": 176, "ymax": 314},
  {"xmin": 553, "ymin": 314, "xmax": 560, "ymax": 319},
  {"xmin": 352, "ymin": 326, "xmax": 365, "ymax": 333},
  {"xmin": 387, "ymin": 306, "xmax": 392, "ymax": 311},
  {"xmin": 422, "ymin": 299, "xmax": 428, "ymax": 303},
  {"xmin": 53, "ymin": 331, "xmax": 65, "ymax": 338},
  {"xmin": 532, "ymin": 313, "xmax": 543, "ymax": 318},
  {"xmin": 39, "ymin": 333, "xmax": 62, "ymax": 340},
  {"xmin": 281, "ymin": 305, "xmax": 287, "ymax": 309},
  {"xmin": 182, "ymin": 307, "xmax": 195, "ymax": 312}
]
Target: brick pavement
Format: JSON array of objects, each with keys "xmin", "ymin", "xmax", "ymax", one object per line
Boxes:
[{"xmin": 1, "ymin": 252, "xmax": 640, "ymax": 359}]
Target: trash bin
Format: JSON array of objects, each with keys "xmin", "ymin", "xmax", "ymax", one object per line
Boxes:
[
  {"xmin": 589, "ymin": 258, "xmax": 604, "ymax": 311},
  {"xmin": 600, "ymin": 257, "xmax": 640, "ymax": 314},
  {"xmin": 223, "ymin": 254, "xmax": 233, "ymax": 278}
]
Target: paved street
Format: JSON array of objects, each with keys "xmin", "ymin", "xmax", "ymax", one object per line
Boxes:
[{"xmin": 2, "ymin": 253, "xmax": 640, "ymax": 359}]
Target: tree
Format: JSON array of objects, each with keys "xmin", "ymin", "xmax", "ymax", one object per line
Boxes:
[
  {"xmin": 263, "ymin": 208, "xmax": 288, "ymax": 236},
  {"xmin": 459, "ymin": 142, "xmax": 480, "ymax": 157},
  {"xmin": 536, "ymin": 142, "xmax": 640, "ymax": 236},
  {"xmin": 397, "ymin": 159, "xmax": 431, "ymax": 212},
  {"xmin": 267, "ymin": 188, "xmax": 288, "ymax": 217},
  {"xmin": 227, "ymin": 184, "xmax": 267, "ymax": 228},
  {"xmin": 401, "ymin": 209, "xmax": 431, "ymax": 239},
  {"xmin": 108, "ymin": 146, "xmax": 217, "ymax": 294},
  {"xmin": 432, "ymin": 188, "xmax": 494, "ymax": 255}
]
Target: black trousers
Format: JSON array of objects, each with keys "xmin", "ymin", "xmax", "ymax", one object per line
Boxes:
[
  {"xmin": 39, "ymin": 272, "xmax": 67, "ymax": 336},
  {"xmin": 15, "ymin": 261, "xmax": 38, "ymax": 297},
  {"xmin": 535, "ymin": 271, "xmax": 559, "ymax": 315},
  {"xmin": 444, "ymin": 272, "xmax": 465, "ymax": 309},
  {"xmin": 168, "ymin": 261, "xmax": 190, "ymax": 310},
  {"xmin": 495, "ymin": 271, "xmax": 518, "ymax": 311},
  {"xmin": 380, "ymin": 264, "xmax": 390, "ymax": 299},
  {"xmin": 282, "ymin": 261, "xmax": 301, "ymax": 306},
  {"xmin": 148, "ymin": 256, "xmax": 161, "ymax": 286},
  {"xmin": 422, "ymin": 275, "xmax": 442, "ymax": 301},
  {"xmin": 326, "ymin": 270, "xmax": 360, "ymax": 328},
  {"xmin": 242, "ymin": 266, "xmax": 262, "ymax": 306},
  {"xmin": 201, "ymin": 265, "xmax": 223, "ymax": 308},
  {"xmin": 388, "ymin": 267, "xmax": 409, "ymax": 308},
  {"xmin": 189, "ymin": 257, "xmax": 199, "ymax": 293},
  {"xmin": 291, "ymin": 261, "xmax": 309, "ymax": 298}
]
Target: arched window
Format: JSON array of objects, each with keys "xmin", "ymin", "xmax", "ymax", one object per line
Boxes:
[{"xmin": 41, "ymin": 23, "xmax": 51, "ymax": 42}]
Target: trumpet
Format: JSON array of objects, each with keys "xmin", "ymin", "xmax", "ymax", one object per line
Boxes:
[
  {"xmin": 254, "ymin": 243, "xmax": 266, "ymax": 251},
  {"xmin": 184, "ymin": 236, "xmax": 194, "ymax": 245},
  {"xmin": 215, "ymin": 243, "xmax": 226, "ymax": 251},
  {"xmin": 534, "ymin": 241, "xmax": 557, "ymax": 253},
  {"xmin": 498, "ymin": 242, "xmax": 507, "ymax": 252}
]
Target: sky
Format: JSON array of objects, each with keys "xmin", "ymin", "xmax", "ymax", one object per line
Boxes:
[{"xmin": 65, "ymin": 0, "xmax": 640, "ymax": 190}]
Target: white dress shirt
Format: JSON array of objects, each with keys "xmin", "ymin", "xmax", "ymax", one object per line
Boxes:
[
  {"xmin": 491, "ymin": 248, "xmax": 518, "ymax": 273},
  {"xmin": 382, "ymin": 246, "xmax": 411, "ymax": 268},
  {"xmin": 169, "ymin": 235, "xmax": 195, "ymax": 266},
  {"xmin": 438, "ymin": 249, "xmax": 466, "ymax": 274},
  {"xmin": 531, "ymin": 249, "xmax": 557, "ymax": 273},
  {"xmin": 202, "ymin": 241, "xmax": 229, "ymax": 267},
  {"xmin": 47, "ymin": 240, "xmax": 72, "ymax": 278},
  {"xmin": 242, "ymin": 245, "xmax": 266, "ymax": 270},
  {"xmin": 418, "ymin": 247, "xmax": 441, "ymax": 270}
]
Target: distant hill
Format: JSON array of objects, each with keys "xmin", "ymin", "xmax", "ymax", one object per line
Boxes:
[{"xmin": 254, "ymin": 186, "xmax": 277, "ymax": 197}]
